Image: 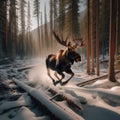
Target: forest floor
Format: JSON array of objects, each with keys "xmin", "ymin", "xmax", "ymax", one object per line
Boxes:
[{"xmin": 0, "ymin": 57, "xmax": 120, "ymax": 120}]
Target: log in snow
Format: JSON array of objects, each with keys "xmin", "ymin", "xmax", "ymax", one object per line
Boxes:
[
  {"xmin": 13, "ymin": 79, "xmax": 84, "ymax": 120},
  {"xmin": 77, "ymin": 70, "xmax": 120, "ymax": 86}
]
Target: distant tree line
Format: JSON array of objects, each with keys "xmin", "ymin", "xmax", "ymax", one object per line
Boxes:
[{"xmin": 0, "ymin": 0, "xmax": 84, "ymax": 58}]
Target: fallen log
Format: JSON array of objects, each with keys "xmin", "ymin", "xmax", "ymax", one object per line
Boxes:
[
  {"xmin": 48, "ymin": 88, "xmax": 83, "ymax": 110},
  {"xmin": 13, "ymin": 79, "xmax": 84, "ymax": 120},
  {"xmin": 77, "ymin": 70, "xmax": 120, "ymax": 87}
]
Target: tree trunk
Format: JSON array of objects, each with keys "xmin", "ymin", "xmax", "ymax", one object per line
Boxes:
[
  {"xmin": 5, "ymin": 0, "xmax": 8, "ymax": 55},
  {"xmin": 44, "ymin": 4, "xmax": 49, "ymax": 54},
  {"xmin": 96, "ymin": 0, "xmax": 100, "ymax": 76},
  {"xmin": 50, "ymin": 0, "xmax": 53, "ymax": 48},
  {"xmin": 116, "ymin": 0, "xmax": 120, "ymax": 55},
  {"xmin": 108, "ymin": 0, "xmax": 116, "ymax": 82},
  {"xmin": 91, "ymin": 0, "xmax": 95, "ymax": 74},
  {"xmin": 41, "ymin": 12, "xmax": 44, "ymax": 50},
  {"xmin": 87, "ymin": 0, "xmax": 91, "ymax": 74},
  {"xmin": 37, "ymin": 15, "xmax": 41, "ymax": 53}
]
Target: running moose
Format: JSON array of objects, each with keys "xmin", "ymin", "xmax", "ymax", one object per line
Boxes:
[{"xmin": 46, "ymin": 31, "xmax": 86, "ymax": 85}]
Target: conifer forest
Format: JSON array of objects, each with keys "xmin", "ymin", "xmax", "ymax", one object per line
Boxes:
[{"xmin": 0, "ymin": 0, "xmax": 120, "ymax": 120}]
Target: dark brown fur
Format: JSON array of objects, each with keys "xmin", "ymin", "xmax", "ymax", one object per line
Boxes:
[{"xmin": 46, "ymin": 47, "xmax": 81, "ymax": 85}]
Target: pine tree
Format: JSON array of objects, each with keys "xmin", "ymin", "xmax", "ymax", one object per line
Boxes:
[
  {"xmin": 5, "ymin": 0, "xmax": 8, "ymax": 56},
  {"xmin": 26, "ymin": 1, "xmax": 32, "ymax": 56},
  {"xmin": 64, "ymin": 0, "xmax": 80, "ymax": 38},
  {"xmin": 44, "ymin": 4, "xmax": 49, "ymax": 52},
  {"xmin": 115, "ymin": 0, "xmax": 120, "ymax": 55},
  {"xmin": 8, "ymin": 0, "xmax": 18, "ymax": 58},
  {"xmin": 40, "ymin": 12, "xmax": 44, "ymax": 49},
  {"xmin": 99, "ymin": 0, "xmax": 110, "ymax": 59},
  {"xmin": 86, "ymin": 0, "xmax": 91, "ymax": 74},
  {"xmin": 33, "ymin": 0, "xmax": 41, "ymax": 52},
  {"xmin": 50, "ymin": 0, "xmax": 53, "ymax": 36},
  {"xmin": 59, "ymin": 0, "xmax": 66, "ymax": 32},
  {"xmin": 0, "ymin": 0, "xmax": 8, "ymax": 57},
  {"xmin": 96, "ymin": 0, "xmax": 100, "ymax": 76},
  {"xmin": 91, "ymin": 0, "xmax": 95, "ymax": 74},
  {"xmin": 108, "ymin": 0, "xmax": 117, "ymax": 82},
  {"xmin": 19, "ymin": 0, "xmax": 26, "ymax": 58},
  {"xmin": 53, "ymin": 0, "xmax": 58, "ymax": 30}
]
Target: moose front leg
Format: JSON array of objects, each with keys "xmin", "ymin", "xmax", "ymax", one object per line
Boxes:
[
  {"xmin": 53, "ymin": 72, "xmax": 62, "ymax": 85},
  {"xmin": 55, "ymin": 70, "xmax": 65, "ymax": 84},
  {"xmin": 47, "ymin": 68, "xmax": 56, "ymax": 84},
  {"xmin": 54, "ymin": 72, "xmax": 60, "ymax": 80},
  {"xmin": 51, "ymin": 71, "xmax": 65, "ymax": 86},
  {"xmin": 61, "ymin": 69, "xmax": 74, "ymax": 85},
  {"xmin": 56, "ymin": 65, "xmax": 65, "ymax": 81}
]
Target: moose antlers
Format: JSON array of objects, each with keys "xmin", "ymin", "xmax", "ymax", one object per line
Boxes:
[
  {"xmin": 52, "ymin": 31, "xmax": 70, "ymax": 47},
  {"xmin": 72, "ymin": 38, "xmax": 87, "ymax": 48},
  {"xmin": 53, "ymin": 31, "xmax": 86, "ymax": 48}
]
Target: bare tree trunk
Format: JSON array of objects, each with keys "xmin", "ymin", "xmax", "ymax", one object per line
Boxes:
[
  {"xmin": 13, "ymin": 0, "xmax": 17, "ymax": 56},
  {"xmin": 108, "ymin": 0, "xmax": 116, "ymax": 82},
  {"xmin": 20, "ymin": 0, "xmax": 26, "ymax": 58},
  {"xmin": 5, "ymin": 0, "xmax": 8, "ymax": 55},
  {"xmin": 41, "ymin": 12, "xmax": 44, "ymax": 48},
  {"xmin": 87, "ymin": 0, "xmax": 91, "ymax": 74},
  {"xmin": 116, "ymin": 0, "xmax": 120, "ymax": 55},
  {"xmin": 50, "ymin": 0, "xmax": 53, "ymax": 41},
  {"xmin": 44, "ymin": 4, "xmax": 49, "ymax": 53},
  {"xmin": 118, "ymin": 0, "xmax": 120, "ymax": 54},
  {"xmin": 37, "ymin": 19, "xmax": 41, "ymax": 52},
  {"xmin": 91, "ymin": 0, "xmax": 95, "ymax": 74},
  {"xmin": 96, "ymin": 0, "xmax": 100, "ymax": 76}
]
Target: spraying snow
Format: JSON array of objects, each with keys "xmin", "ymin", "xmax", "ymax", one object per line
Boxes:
[{"xmin": 27, "ymin": 58, "xmax": 54, "ymax": 89}]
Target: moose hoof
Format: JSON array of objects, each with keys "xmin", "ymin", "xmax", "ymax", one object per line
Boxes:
[
  {"xmin": 53, "ymin": 80, "xmax": 60, "ymax": 86},
  {"xmin": 60, "ymin": 80, "xmax": 69, "ymax": 86}
]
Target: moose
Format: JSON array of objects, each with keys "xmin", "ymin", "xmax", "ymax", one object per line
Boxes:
[{"xmin": 46, "ymin": 31, "xmax": 86, "ymax": 85}]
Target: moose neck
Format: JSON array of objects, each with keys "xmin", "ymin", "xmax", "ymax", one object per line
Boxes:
[{"xmin": 63, "ymin": 48, "xmax": 74, "ymax": 64}]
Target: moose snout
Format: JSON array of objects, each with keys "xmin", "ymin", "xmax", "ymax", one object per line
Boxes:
[{"xmin": 75, "ymin": 56, "xmax": 81, "ymax": 62}]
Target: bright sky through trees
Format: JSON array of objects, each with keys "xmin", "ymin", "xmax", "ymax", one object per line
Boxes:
[{"xmin": 30, "ymin": 0, "xmax": 49, "ymax": 30}]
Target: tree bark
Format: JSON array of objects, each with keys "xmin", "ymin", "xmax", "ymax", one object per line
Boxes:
[
  {"xmin": 91, "ymin": 0, "xmax": 95, "ymax": 74},
  {"xmin": 96, "ymin": 0, "xmax": 100, "ymax": 76},
  {"xmin": 116, "ymin": 0, "xmax": 120, "ymax": 55},
  {"xmin": 108, "ymin": 0, "xmax": 116, "ymax": 82},
  {"xmin": 87, "ymin": 0, "xmax": 91, "ymax": 74}
]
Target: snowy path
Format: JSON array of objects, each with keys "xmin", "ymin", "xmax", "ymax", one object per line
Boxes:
[
  {"xmin": 0, "ymin": 73, "xmax": 52, "ymax": 120},
  {"xmin": 13, "ymin": 79, "xmax": 84, "ymax": 120},
  {"xmin": 0, "ymin": 58, "xmax": 120, "ymax": 120}
]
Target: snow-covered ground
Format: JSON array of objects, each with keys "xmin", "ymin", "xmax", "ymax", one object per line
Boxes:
[{"xmin": 0, "ymin": 57, "xmax": 120, "ymax": 120}]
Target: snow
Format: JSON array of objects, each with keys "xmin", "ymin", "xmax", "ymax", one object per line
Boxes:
[
  {"xmin": 85, "ymin": 79, "xmax": 120, "ymax": 89},
  {"xmin": 24, "ymin": 60, "xmax": 120, "ymax": 120},
  {"xmin": 0, "ymin": 57, "xmax": 120, "ymax": 120},
  {"xmin": 111, "ymin": 86, "xmax": 120, "ymax": 92},
  {"xmin": 0, "ymin": 106, "xmax": 47, "ymax": 120},
  {"xmin": 14, "ymin": 79, "xmax": 84, "ymax": 120},
  {"xmin": 0, "ymin": 93, "xmax": 32, "ymax": 114},
  {"xmin": 12, "ymin": 107, "xmax": 37, "ymax": 120}
]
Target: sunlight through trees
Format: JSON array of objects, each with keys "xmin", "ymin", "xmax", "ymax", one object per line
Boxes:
[{"xmin": 0, "ymin": 0, "xmax": 119, "ymax": 80}]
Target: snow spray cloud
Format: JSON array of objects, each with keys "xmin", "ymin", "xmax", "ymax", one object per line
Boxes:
[{"xmin": 27, "ymin": 58, "xmax": 53, "ymax": 89}]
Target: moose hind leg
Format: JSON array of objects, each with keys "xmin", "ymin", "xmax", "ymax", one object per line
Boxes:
[
  {"xmin": 61, "ymin": 69, "xmax": 74, "ymax": 85},
  {"xmin": 66, "ymin": 69, "xmax": 74, "ymax": 81}
]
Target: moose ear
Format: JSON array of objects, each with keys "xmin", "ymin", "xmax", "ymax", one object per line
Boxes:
[
  {"xmin": 68, "ymin": 46, "xmax": 75, "ymax": 52},
  {"xmin": 68, "ymin": 46, "xmax": 72, "ymax": 51},
  {"xmin": 68, "ymin": 42, "xmax": 71, "ymax": 47}
]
